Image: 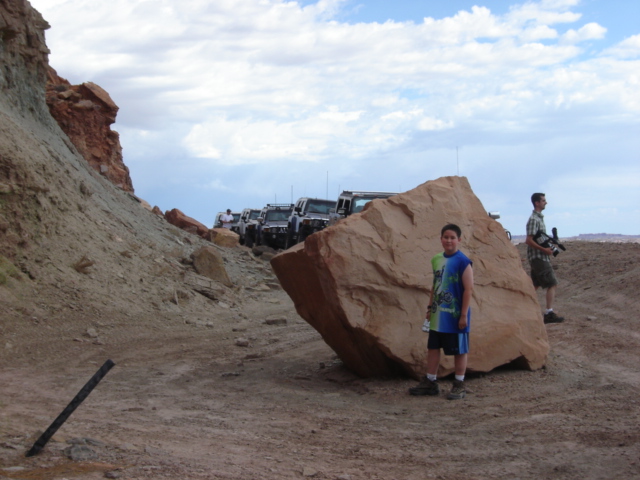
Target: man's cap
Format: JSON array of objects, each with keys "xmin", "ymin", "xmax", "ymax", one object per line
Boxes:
[{"xmin": 226, "ymin": 209, "xmax": 231, "ymax": 212}]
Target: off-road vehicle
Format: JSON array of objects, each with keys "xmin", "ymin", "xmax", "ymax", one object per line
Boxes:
[
  {"xmin": 255, "ymin": 204, "xmax": 294, "ymax": 250},
  {"xmin": 237, "ymin": 208, "xmax": 261, "ymax": 246},
  {"xmin": 285, "ymin": 197, "xmax": 335, "ymax": 248},
  {"xmin": 328, "ymin": 191, "xmax": 398, "ymax": 226},
  {"xmin": 488, "ymin": 211, "xmax": 512, "ymax": 240}
]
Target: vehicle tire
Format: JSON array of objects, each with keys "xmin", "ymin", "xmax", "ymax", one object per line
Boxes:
[{"xmin": 246, "ymin": 230, "xmax": 254, "ymax": 248}]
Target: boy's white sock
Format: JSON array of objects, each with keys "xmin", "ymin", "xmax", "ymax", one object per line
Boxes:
[
  {"xmin": 427, "ymin": 374, "xmax": 437, "ymax": 382},
  {"xmin": 545, "ymin": 308, "xmax": 553, "ymax": 314},
  {"xmin": 455, "ymin": 375, "xmax": 465, "ymax": 382}
]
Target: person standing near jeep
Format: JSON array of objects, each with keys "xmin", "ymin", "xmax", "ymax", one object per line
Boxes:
[
  {"xmin": 220, "ymin": 209, "xmax": 234, "ymax": 229},
  {"xmin": 525, "ymin": 193, "xmax": 564, "ymax": 324}
]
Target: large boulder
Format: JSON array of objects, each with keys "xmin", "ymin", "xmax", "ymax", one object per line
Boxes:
[
  {"xmin": 207, "ymin": 228, "xmax": 239, "ymax": 248},
  {"xmin": 270, "ymin": 176, "xmax": 549, "ymax": 378},
  {"xmin": 190, "ymin": 246, "xmax": 232, "ymax": 287},
  {"xmin": 165, "ymin": 208, "xmax": 209, "ymax": 238}
]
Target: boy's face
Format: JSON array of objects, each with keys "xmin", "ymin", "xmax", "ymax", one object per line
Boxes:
[{"xmin": 441, "ymin": 229, "xmax": 460, "ymax": 255}]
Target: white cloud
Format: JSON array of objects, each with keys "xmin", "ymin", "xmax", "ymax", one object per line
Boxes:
[
  {"xmin": 29, "ymin": 0, "xmax": 640, "ymax": 234},
  {"xmin": 603, "ymin": 34, "xmax": 640, "ymax": 59},
  {"xmin": 560, "ymin": 22, "xmax": 607, "ymax": 44}
]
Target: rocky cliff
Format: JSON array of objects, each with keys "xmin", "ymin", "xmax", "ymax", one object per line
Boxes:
[
  {"xmin": 46, "ymin": 67, "xmax": 134, "ymax": 192},
  {"xmin": 0, "ymin": 0, "xmax": 236, "ymax": 325}
]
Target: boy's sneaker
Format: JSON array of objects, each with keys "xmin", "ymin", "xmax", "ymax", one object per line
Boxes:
[
  {"xmin": 409, "ymin": 377, "xmax": 439, "ymax": 396},
  {"xmin": 447, "ymin": 380, "xmax": 466, "ymax": 400},
  {"xmin": 544, "ymin": 311, "xmax": 564, "ymax": 324}
]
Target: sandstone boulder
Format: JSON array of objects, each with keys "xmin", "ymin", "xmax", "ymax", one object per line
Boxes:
[
  {"xmin": 207, "ymin": 228, "xmax": 240, "ymax": 248},
  {"xmin": 165, "ymin": 208, "xmax": 209, "ymax": 238},
  {"xmin": 190, "ymin": 246, "xmax": 232, "ymax": 287},
  {"xmin": 270, "ymin": 176, "xmax": 549, "ymax": 378}
]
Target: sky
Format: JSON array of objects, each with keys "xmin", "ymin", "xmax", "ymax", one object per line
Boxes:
[{"xmin": 29, "ymin": 0, "xmax": 640, "ymax": 236}]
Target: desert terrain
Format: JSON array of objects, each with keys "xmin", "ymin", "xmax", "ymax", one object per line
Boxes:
[
  {"xmin": 1, "ymin": 1, "xmax": 639, "ymax": 479},
  {"xmin": 1, "ymin": 239, "xmax": 639, "ymax": 480}
]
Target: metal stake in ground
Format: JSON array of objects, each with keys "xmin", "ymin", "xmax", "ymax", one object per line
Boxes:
[{"xmin": 25, "ymin": 359, "xmax": 116, "ymax": 457}]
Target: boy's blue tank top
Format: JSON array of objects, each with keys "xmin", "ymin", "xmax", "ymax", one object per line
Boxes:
[{"xmin": 429, "ymin": 250, "xmax": 472, "ymax": 333}]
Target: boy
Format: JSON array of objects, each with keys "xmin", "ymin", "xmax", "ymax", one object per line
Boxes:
[{"xmin": 409, "ymin": 224, "xmax": 474, "ymax": 400}]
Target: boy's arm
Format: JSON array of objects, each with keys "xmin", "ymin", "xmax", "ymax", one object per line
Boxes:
[
  {"xmin": 458, "ymin": 264, "xmax": 474, "ymax": 330},
  {"xmin": 426, "ymin": 290, "xmax": 434, "ymax": 318}
]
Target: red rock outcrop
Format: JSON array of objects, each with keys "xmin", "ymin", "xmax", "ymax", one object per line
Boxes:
[
  {"xmin": 45, "ymin": 67, "xmax": 134, "ymax": 192},
  {"xmin": 165, "ymin": 208, "xmax": 209, "ymax": 238},
  {"xmin": 271, "ymin": 176, "xmax": 549, "ymax": 378}
]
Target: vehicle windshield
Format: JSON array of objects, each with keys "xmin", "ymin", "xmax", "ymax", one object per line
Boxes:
[
  {"xmin": 249, "ymin": 210, "xmax": 261, "ymax": 220},
  {"xmin": 232, "ymin": 214, "xmax": 241, "ymax": 222},
  {"xmin": 306, "ymin": 199, "xmax": 334, "ymax": 214},
  {"xmin": 265, "ymin": 210, "xmax": 291, "ymax": 222}
]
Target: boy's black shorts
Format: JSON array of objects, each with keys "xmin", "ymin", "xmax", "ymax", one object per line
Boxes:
[{"xmin": 428, "ymin": 331, "xmax": 469, "ymax": 355}]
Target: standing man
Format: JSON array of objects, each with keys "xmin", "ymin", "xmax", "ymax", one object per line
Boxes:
[
  {"xmin": 525, "ymin": 193, "xmax": 564, "ymax": 324},
  {"xmin": 220, "ymin": 209, "xmax": 234, "ymax": 229}
]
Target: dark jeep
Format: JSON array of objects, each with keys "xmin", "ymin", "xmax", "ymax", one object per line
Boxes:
[
  {"xmin": 285, "ymin": 197, "xmax": 335, "ymax": 248},
  {"xmin": 255, "ymin": 204, "xmax": 294, "ymax": 250}
]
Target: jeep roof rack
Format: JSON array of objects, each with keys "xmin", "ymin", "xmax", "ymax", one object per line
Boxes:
[
  {"xmin": 340, "ymin": 191, "xmax": 398, "ymax": 196},
  {"xmin": 264, "ymin": 203, "xmax": 294, "ymax": 209}
]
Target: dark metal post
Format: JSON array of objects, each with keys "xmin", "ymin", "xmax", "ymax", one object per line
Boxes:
[{"xmin": 25, "ymin": 359, "xmax": 115, "ymax": 457}]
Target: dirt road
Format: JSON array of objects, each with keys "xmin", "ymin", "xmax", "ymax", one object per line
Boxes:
[{"xmin": 1, "ymin": 241, "xmax": 639, "ymax": 480}]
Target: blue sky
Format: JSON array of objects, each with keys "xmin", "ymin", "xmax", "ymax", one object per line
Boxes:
[{"xmin": 30, "ymin": 0, "xmax": 639, "ymax": 236}]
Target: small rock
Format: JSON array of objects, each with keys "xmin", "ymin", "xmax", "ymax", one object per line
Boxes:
[
  {"xmin": 86, "ymin": 328, "xmax": 98, "ymax": 338},
  {"xmin": 587, "ymin": 315, "xmax": 597, "ymax": 321},
  {"xmin": 303, "ymin": 466, "xmax": 318, "ymax": 477},
  {"xmin": 105, "ymin": 470, "xmax": 122, "ymax": 479},
  {"xmin": 265, "ymin": 317, "xmax": 287, "ymax": 325},
  {"xmin": 235, "ymin": 338, "xmax": 250, "ymax": 347},
  {"xmin": 1, "ymin": 466, "xmax": 25, "ymax": 472},
  {"xmin": 65, "ymin": 444, "xmax": 97, "ymax": 461}
]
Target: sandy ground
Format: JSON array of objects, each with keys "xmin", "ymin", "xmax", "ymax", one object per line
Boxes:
[{"xmin": 1, "ymin": 240, "xmax": 639, "ymax": 480}]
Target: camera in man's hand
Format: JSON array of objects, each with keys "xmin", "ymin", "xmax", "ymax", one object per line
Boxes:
[{"xmin": 534, "ymin": 227, "xmax": 566, "ymax": 257}]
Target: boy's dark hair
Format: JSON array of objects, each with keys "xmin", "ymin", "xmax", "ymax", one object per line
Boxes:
[
  {"xmin": 531, "ymin": 192, "xmax": 545, "ymax": 206},
  {"xmin": 441, "ymin": 224, "xmax": 462, "ymax": 238}
]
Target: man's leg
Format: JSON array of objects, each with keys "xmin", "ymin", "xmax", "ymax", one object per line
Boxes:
[{"xmin": 545, "ymin": 285, "xmax": 556, "ymax": 310}]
